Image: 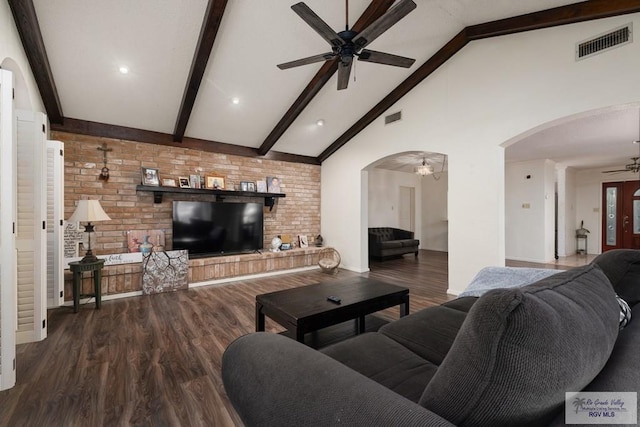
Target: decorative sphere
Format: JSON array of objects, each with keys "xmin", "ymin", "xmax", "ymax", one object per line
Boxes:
[{"xmin": 270, "ymin": 237, "xmax": 282, "ymax": 252}]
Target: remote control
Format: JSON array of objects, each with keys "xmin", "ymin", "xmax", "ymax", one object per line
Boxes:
[{"xmin": 327, "ymin": 295, "xmax": 341, "ymax": 304}]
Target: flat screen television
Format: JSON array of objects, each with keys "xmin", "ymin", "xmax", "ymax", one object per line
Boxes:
[{"xmin": 172, "ymin": 201, "xmax": 263, "ymax": 257}]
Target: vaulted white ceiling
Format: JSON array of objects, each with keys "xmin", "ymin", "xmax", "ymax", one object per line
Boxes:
[{"xmin": 24, "ymin": 0, "xmax": 638, "ymax": 167}]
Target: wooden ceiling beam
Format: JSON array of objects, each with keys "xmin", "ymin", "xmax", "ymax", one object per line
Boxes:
[
  {"xmin": 173, "ymin": 0, "xmax": 229, "ymax": 142},
  {"xmin": 257, "ymin": 0, "xmax": 396, "ymax": 156},
  {"xmin": 52, "ymin": 118, "xmax": 320, "ymax": 165},
  {"xmin": 318, "ymin": 0, "xmax": 640, "ymax": 162},
  {"xmin": 8, "ymin": 0, "xmax": 63, "ymax": 124}
]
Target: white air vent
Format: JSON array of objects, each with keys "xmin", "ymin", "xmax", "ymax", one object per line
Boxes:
[
  {"xmin": 385, "ymin": 111, "xmax": 402, "ymax": 125},
  {"xmin": 576, "ymin": 23, "xmax": 632, "ymax": 61}
]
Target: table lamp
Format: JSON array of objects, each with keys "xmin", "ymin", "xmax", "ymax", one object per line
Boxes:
[{"xmin": 68, "ymin": 199, "xmax": 111, "ymax": 263}]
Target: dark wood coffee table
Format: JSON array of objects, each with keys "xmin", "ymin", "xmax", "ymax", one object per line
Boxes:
[{"xmin": 255, "ymin": 276, "xmax": 409, "ymax": 342}]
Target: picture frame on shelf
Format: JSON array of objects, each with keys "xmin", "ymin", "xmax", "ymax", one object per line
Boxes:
[
  {"xmin": 298, "ymin": 235, "xmax": 309, "ymax": 248},
  {"xmin": 247, "ymin": 182, "xmax": 256, "ymax": 192},
  {"xmin": 240, "ymin": 181, "xmax": 248, "ymax": 192},
  {"xmin": 267, "ymin": 176, "xmax": 281, "ymax": 193},
  {"xmin": 189, "ymin": 174, "xmax": 200, "ymax": 189},
  {"xmin": 141, "ymin": 167, "xmax": 160, "ymax": 186},
  {"xmin": 206, "ymin": 176, "xmax": 225, "ymax": 190},
  {"xmin": 257, "ymin": 180, "xmax": 267, "ymax": 192},
  {"xmin": 162, "ymin": 178, "xmax": 177, "ymax": 187},
  {"xmin": 178, "ymin": 177, "xmax": 190, "ymax": 188}
]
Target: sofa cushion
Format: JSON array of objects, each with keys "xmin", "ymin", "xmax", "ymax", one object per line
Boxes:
[
  {"xmin": 380, "ymin": 241, "xmax": 403, "ymax": 250},
  {"xmin": 379, "ymin": 305, "xmax": 468, "ymax": 365},
  {"xmin": 592, "ymin": 249, "xmax": 640, "ymax": 305},
  {"xmin": 321, "ymin": 332, "xmax": 438, "ymax": 403},
  {"xmin": 617, "ymin": 295, "xmax": 632, "ymax": 329},
  {"xmin": 441, "ymin": 297, "xmax": 478, "ymax": 313},
  {"xmin": 419, "ymin": 264, "xmax": 620, "ymax": 427},
  {"xmin": 398, "ymin": 239, "xmax": 419, "ymax": 248},
  {"xmin": 369, "ymin": 228, "xmax": 395, "ymax": 242},
  {"xmin": 548, "ymin": 304, "xmax": 640, "ymax": 426}
]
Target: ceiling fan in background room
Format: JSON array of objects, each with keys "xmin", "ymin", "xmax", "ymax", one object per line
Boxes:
[
  {"xmin": 602, "ymin": 157, "xmax": 640, "ymax": 174},
  {"xmin": 603, "ymin": 110, "xmax": 640, "ymax": 174},
  {"xmin": 277, "ymin": 0, "xmax": 417, "ymax": 90}
]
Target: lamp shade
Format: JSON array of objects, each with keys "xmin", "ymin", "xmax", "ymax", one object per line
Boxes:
[{"xmin": 68, "ymin": 200, "xmax": 111, "ymax": 223}]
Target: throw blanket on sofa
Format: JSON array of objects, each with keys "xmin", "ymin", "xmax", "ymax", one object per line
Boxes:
[{"xmin": 458, "ymin": 266, "xmax": 562, "ymax": 297}]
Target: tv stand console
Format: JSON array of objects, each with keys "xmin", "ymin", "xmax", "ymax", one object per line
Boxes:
[{"xmin": 136, "ymin": 185, "xmax": 285, "ymax": 210}]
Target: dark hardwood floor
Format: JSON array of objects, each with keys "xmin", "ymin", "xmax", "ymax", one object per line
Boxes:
[{"xmin": 0, "ymin": 250, "xmax": 586, "ymax": 426}]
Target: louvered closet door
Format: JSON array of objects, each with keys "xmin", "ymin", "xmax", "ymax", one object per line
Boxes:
[
  {"xmin": 46, "ymin": 141, "xmax": 64, "ymax": 308},
  {"xmin": 0, "ymin": 70, "xmax": 16, "ymax": 390},
  {"xmin": 15, "ymin": 110, "xmax": 47, "ymax": 344}
]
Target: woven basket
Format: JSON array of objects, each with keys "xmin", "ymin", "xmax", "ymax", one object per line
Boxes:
[{"xmin": 318, "ymin": 247, "xmax": 341, "ymax": 274}]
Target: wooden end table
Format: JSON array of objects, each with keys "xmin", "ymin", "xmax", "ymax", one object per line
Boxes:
[
  {"xmin": 68, "ymin": 259, "xmax": 105, "ymax": 313},
  {"xmin": 256, "ymin": 276, "xmax": 409, "ymax": 343}
]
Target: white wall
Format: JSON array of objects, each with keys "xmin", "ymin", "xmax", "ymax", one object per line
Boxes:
[
  {"xmin": 421, "ymin": 172, "xmax": 448, "ymax": 251},
  {"xmin": 322, "ymin": 13, "xmax": 640, "ymax": 294},
  {"xmin": 367, "ymin": 168, "xmax": 448, "ymax": 252},
  {"xmin": 0, "ymin": 3, "xmax": 44, "ymax": 113},
  {"xmin": 368, "ymin": 169, "xmax": 422, "ymax": 239},
  {"xmin": 505, "ymin": 159, "xmax": 555, "ymax": 263}
]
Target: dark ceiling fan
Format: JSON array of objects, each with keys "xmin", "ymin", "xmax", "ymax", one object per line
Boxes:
[
  {"xmin": 277, "ymin": 0, "xmax": 417, "ymax": 90},
  {"xmin": 602, "ymin": 157, "xmax": 640, "ymax": 174}
]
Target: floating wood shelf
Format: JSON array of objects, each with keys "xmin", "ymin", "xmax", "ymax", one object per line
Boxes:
[{"xmin": 135, "ymin": 185, "xmax": 285, "ymax": 210}]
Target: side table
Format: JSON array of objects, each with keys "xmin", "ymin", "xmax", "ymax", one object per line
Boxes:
[{"xmin": 68, "ymin": 259, "xmax": 106, "ymax": 313}]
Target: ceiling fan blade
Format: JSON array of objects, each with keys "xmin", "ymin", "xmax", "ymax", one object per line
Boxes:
[
  {"xmin": 353, "ymin": 0, "xmax": 416, "ymax": 50},
  {"xmin": 277, "ymin": 52, "xmax": 335, "ymax": 70},
  {"xmin": 337, "ymin": 59, "xmax": 353, "ymax": 90},
  {"xmin": 358, "ymin": 49, "xmax": 415, "ymax": 68},
  {"xmin": 291, "ymin": 2, "xmax": 345, "ymax": 48}
]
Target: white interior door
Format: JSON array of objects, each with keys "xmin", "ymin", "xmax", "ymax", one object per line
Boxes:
[
  {"xmin": 0, "ymin": 69, "xmax": 16, "ymax": 390},
  {"xmin": 399, "ymin": 186, "xmax": 415, "ymax": 232},
  {"xmin": 46, "ymin": 141, "xmax": 64, "ymax": 308},
  {"xmin": 15, "ymin": 110, "xmax": 47, "ymax": 344}
]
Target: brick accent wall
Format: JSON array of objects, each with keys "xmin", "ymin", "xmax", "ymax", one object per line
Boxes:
[
  {"xmin": 55, "ymin": 131, "xmax": 321, "ymax": 255},
  {"xmin": 55, "ymin": 131, "xmax": 323, "ymax": 299}
]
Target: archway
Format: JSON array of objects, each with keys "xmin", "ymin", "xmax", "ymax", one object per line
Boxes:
[
  {"xmin": 363, "ymin": 150, "xmax": 449, "ymax": 265},
  {"xmin": 0, "ymin": 57, "xmax": 33, "ymax": 111},
  {"xmin": 502, "ymin": 104, "xmax": 640, "ymax": 262}
]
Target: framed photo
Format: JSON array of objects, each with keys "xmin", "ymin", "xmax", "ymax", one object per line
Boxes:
[
  {"xmin": 162, "ymin": 178, "xmax": 177, "ymax": 187},
  {"xmin": 267, "ymin": 176, "xmax": 281, "ymax": 193},
  {"xmin": 299, "ymin": 235, "xmax": 309, "ymax": 248},
  {"xmin": 240, "ymin": 181, "xmax": 248, "ymax": 191},
  {"xmin": 178, "ymin": 177, "xmax": 190, "ymax": 188},
  {"xmin": 141, "ymin": 167, "xmax": 160, "ymax": 186},
  {"xmin": 247, "ymin": 182, "xmax": 256, "ymax": 192},
  {"xmin": 206, "ymin": 176, "xmax": 225, "ymax": 190},
  {"xmin": 190, "ymin": 174, "xmax": 200, "ymax": 189},
  {"xmin": 257, "ymin": 180, "xmax": 267, "ymax": 192}
]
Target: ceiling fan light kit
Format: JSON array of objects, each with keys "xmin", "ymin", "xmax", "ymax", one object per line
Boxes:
[
  {"xmin": 278, "ymin": 0, "xmax": 417, "ymax": 90},
  {"xmin": 415, "ymin": 158, "xmax": 434, "ymax": 176}
]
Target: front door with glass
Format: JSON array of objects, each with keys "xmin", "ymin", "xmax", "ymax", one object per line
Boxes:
[{"xmin": 602, "ymin": 180, "xmax": 640, "ymax": 251}]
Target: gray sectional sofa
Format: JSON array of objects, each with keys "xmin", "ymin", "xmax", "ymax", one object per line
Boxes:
[
  {"xmin": 222, "ymin": 250, "xmax": 640, "ymax": 426},
  {"xmin": 368, "ymin": 227, "xmax": 420, "ymax": 260}
]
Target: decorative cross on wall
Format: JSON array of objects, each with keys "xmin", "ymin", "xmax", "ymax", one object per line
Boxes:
[{"xmin": 97, "ymin": 143, "xmax": 113, "ymax": 181}]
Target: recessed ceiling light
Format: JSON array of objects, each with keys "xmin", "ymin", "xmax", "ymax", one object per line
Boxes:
[
  {"xmin": 232, "ymin": 97, "xmax": 240, "ymax": 105},
  {"xmin": 316, "ymin": 119, "xmax": 325, "ymax": 126},
  {"xmin": 119, "ymin": 66, "xmax": 129, "ymax": 74}
]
